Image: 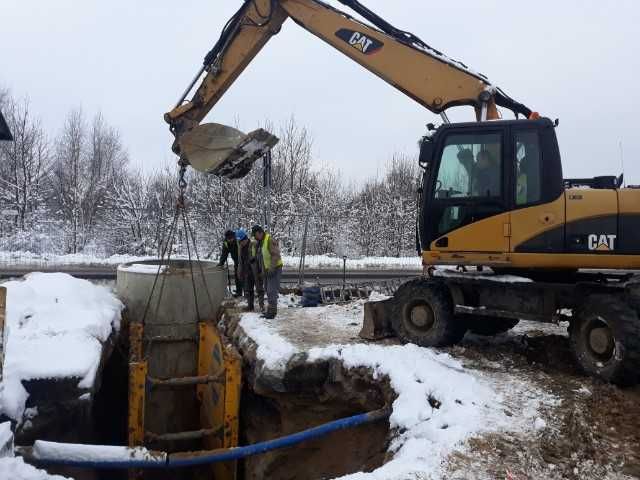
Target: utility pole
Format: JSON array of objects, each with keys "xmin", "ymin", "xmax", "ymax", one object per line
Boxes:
[
  {"xmin": 262, "ymin": 151, "xmax": 272, "ymax": 230},
  {"xmin": 298, "ymin": 213, "xmax": 310, "ymax": 286}
]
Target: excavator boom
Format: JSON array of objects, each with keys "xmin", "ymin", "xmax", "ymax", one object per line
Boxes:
[{"xmin": 165, "ymin": 0, "xmax": 531, "ymax": 176}]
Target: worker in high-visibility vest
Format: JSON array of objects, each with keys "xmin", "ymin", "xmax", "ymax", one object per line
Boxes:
[
  {"xmin": 237, "ymin": 228, "xmax": 265, "ymax": 312},
  {"xmin": 217, "ymin": 229, "xmax": 242, "ymax": 297},
  {"xmin": 251, "ymin": 225, "xmax": 283, "ymax": 319}
]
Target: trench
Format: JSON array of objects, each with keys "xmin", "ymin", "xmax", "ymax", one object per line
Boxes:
[
  {"xmin": 84, "ymin": 315, "xmax": 394, "ymax": 480},
  {"xmin": 28, "ymin": 273, "xmax": 394, "ymax": 480},
  {"xmin": 238, "ymin": 359, "xmax": 393, "ymax": 480}
]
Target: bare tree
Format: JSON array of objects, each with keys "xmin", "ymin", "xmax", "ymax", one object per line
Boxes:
[
  {"xmin": 51, "ymin": 109, "xmax": 128, "ymax": 253},
  {"xmin": 0, "ymin": 93, "xmax": 51, "ymax": 230}
]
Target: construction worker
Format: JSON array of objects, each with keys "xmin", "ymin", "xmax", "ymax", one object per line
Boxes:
[
  {"xmin": 472, "ymin": 150, "xmax": 501, "ymax": 197},
  {"xmin": 237, "ymin": 228, "xmax": 265, "ymax": 312},
  {"xmin": 251, "ymin": 225, "xmax": 283, "ymax": 319},
  {"xmin": 217, "ymin": 229, "xmax": 242, "ymax": 297}
]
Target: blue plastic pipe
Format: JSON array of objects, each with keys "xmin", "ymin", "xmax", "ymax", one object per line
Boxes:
[{"xmin": 29, "ymin": 407, "xmax": 391, "ymax": 470}]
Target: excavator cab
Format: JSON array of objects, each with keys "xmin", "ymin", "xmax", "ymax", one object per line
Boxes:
[{"xmin": 417, "ymin": 117, "xmax": 564, "ymax": 257}]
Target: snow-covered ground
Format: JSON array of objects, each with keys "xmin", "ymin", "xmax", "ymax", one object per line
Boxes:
[
  {"xmin": 237, "ymin": 296, "xmax": 555, "ymax": 480},
  {"xmin": 0, "ymin": 421, "xmax": 70, "ymax": 479},
  {"xmin": 0, "ymin": 250, "xmax": 421, "ymax": 270},
  {"xmin": 0, "ymin": 273, "xmax": 123, "ymax": 422}
]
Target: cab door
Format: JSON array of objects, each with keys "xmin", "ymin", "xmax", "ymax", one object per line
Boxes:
[{"xmin": 423, "ymin": 128, "xmax": 510, "ymax": 260}]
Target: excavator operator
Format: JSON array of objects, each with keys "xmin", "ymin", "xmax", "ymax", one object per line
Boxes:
[{"xmin": 473, "ymin": 150, "xmax": 501, "ymax": 197}]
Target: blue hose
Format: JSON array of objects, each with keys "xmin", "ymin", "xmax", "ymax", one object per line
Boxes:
[{"xmin": 28, "ymin": 407, "xmax": 390, "ymax": 470}]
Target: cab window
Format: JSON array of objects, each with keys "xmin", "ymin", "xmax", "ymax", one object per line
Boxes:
[
  {"xmin": 514, "ymin": 131, "xmax": 542, "ymax": 206},
  {"xmin": 434, "ymin": 133, "xmax": 502, "ymax": 199}
]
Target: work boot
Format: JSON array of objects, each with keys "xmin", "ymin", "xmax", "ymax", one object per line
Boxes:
[{"xmin": 263, "ymin": 307, "xmax": 277, "ymax": 319}]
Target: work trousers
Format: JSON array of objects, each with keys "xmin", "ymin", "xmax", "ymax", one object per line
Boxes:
[
  {"xmin": 265, "ymin": 267, "xmax": 282, "ymax": 313},
  {"xmin": 233, "ymin": 264, "xmax": 243, "ymax": 296},
  {"xmin": 245, "ymin": 273, "xmax": 264, "ymax": 310}
]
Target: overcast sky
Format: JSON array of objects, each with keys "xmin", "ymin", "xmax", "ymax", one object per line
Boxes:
[{"xmin": 2, "ymin": 0, "xmax": 639, "ymax": 183}]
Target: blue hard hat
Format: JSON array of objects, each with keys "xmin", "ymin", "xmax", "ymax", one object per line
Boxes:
[{"xmin": 235, "ymin": 228, "xmax": 248, "ymax": 241}]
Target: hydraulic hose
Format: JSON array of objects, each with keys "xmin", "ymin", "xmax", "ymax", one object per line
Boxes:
[{"xmin": 25, "ymin": 407, "xmax": 391, "ymax": 470}]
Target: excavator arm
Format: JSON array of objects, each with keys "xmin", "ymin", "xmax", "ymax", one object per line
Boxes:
[{"xmin": 165, "ymin": 0, "xmax": 532, "ymax": 175}]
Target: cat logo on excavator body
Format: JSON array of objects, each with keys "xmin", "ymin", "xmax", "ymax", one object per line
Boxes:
[
  {"xmin": 335, "ymin": 28, "xmax": 383, "ymax": 55},
  {"xmin": 588, "ymin": 234, "xmax": 617, "ymax": 251}
]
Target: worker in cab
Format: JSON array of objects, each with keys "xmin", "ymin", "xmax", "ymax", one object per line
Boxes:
[
  {"xmin": 237, "ymin": 228, "xmax": 265, "ymax": 312},
  {"xmin": 472, "ymin": 150, "xmax": 501, "ymax": 197},
  {"xmin": 251, "ymin": 225, "xmax": 283, "ymax": 319},
  {"xmin": 217, "ymin": 229, "xmax": 243, "ymax": 297}
]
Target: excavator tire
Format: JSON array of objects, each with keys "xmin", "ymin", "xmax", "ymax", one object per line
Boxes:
[
  {"xmin": 570, "ymin": 294, "xmax": 640, "ymax": 386},
  {"xmin": 391, "ymin": 279, "xmax": 466, "ymax": 347},
  {"xmin": 466, "ymin": 317, "xmax": 520, "ymax": 336}
]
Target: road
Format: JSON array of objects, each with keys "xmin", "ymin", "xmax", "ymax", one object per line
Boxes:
[{"xmin": 0, "ymin": 265, "xmax": 421, "ymax": 284}]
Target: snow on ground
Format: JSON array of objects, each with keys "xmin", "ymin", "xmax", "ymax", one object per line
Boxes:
[
  {"xmin": 0, "ymin": 422, "xmax": 70, "ymax": 480},
  {"xmin": 237, "ymin": 296, "xmax": 555, "ymax": 480},
  {"xmin": 0, "ymin": 251, "xmax": 149, "ymax": 267},
  {"xmin": 0, "ymin": 456, "xmax": 70, "ymax": 480},
  {"xmin": 0, "ymin": 273, "xmax": 123, "ymax": 421},
  {"xmin": 0, "ymin": 250, "xmax": 422, "ymax": 271}
]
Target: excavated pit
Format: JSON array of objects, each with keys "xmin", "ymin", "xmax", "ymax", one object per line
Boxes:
[{"xmin": 222, "ymin": 307, "xmax": 396, "ymax": 480}]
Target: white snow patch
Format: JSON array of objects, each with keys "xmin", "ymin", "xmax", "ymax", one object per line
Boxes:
[
  {"xmin": 0, "ymin": 457, "xmax": 70, "ymax": 480},
  {"xmin": 0, "ymin": 422, "xmax": 13, "ymax": 457},
  {"xmin": 239, "ymin": 313, "xmax": 298, "ymax": 371},
  {"xmin": 117, "ymin": 263, "xmax": 167, "ymax": 274},
  {"xmin": 433, "ymin": 267, "xmax": 532, "ymax": 283},
  {"xmin": 534, "ymin": 417, "xmax": 547, "ymax": 430},
  {"xmin": 0, "ymin": 273, "xmax": 123, "ymax": 421},
  {"xmin": 33, "ymin": 441, "xmax": 165, "ymax": 463},
  {"xmin": 309, "ymin": 344, "xmax": 511, "ymax": 479},
  {"xmin": 0, "ymin": 422, "xmax": 70, "ymax": 479}
]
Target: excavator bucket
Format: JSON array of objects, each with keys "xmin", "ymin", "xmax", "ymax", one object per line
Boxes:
[
  {"xmin": 360, "ymin": 298, "xmax": 395, "ymax": 340},
  {"xmin": 178, "ymin": 123, "xmax": 279, "ymax": 179}
]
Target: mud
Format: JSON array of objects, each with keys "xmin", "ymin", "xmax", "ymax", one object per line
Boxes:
[{"xmin": 446, "ymin": 321, "xmax": 640, "ymax": 479}]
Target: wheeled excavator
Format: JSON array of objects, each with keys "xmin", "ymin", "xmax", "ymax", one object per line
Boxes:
[{"xmin": 165, "ymin": 0, "xmax": 640, "ymax": 385}]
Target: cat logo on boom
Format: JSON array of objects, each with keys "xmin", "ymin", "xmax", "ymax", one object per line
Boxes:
[
  {"xmin": 588, "ymin": 234, "xmax": 617, "ymax": 251},
  {"xmin": 335, "ymin": 28, "xmax": 383, "ymax": 55}
]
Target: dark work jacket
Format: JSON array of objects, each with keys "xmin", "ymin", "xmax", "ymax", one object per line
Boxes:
[{"xmin": 218, "ymin": 239, "xmax": 239, "ymax": 266}]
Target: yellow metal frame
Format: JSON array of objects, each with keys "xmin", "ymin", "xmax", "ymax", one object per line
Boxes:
[
  {"xmin": 127, "ymin": 316, "xmax": 241, "ymax": 480},
  {"xmin": 128, "ymin": 361, "xmax": 147, "ymax": 447},
  {"xmin": 197, "ymin": 321, "xmax": 241, "ymax": 480}
]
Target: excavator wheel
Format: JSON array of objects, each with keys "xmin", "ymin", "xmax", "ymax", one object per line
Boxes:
[
  {"xmin": 570, "ymin": 295, "xmax": 640, "ymax": 386},
  {"xmin": 466, "ymin": 316, "xmax": 520, "ymax": 336},
  {"xmin": 391, "ymin": 279, "xmax": 466, "ymax": 347}
]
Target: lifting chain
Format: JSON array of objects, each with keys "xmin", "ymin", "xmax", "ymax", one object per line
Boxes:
[{"xmin": 177, "ymin": 160, "xmax": 188, "ymax": 210}]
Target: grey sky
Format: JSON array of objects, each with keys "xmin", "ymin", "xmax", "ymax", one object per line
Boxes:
[{"xmin": 2, "ymin": 0, "xmax": 639, "ymax": 183}]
